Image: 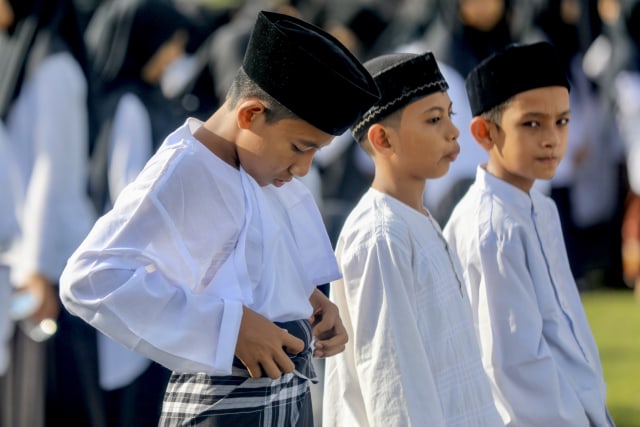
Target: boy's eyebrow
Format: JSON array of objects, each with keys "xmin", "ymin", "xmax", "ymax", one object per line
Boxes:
[
  {"xmin": 422, "ymin": 105, "xmax": 448, "ymax": 114},
  {"xmin": 422, "ymin": 101, "xmax": 454, "ymax": 114},
  {"xmin": 521, "ymin": 109, "xmax": 571, "ymax": 118}
]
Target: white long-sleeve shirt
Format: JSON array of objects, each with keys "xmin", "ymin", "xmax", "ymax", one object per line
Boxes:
[
  {"xmin": 615, "ymin": 70, "xmax": 640, "ymax": 195},
  {"xmin": 0, "ymin": 121, "xmax": 18, "ymax": 375},
  {"xmin": 323, "ymin": 188, "xmax": 503, "ymax": 427},
  {"xmin": 60, "ymin": 119, "xmax": 340, "ymax": 375},
  {"xmin": 4, "ymin": 52, "xmax": 96, "ymax": 285},
  {"xmin": 443, "ymin": 166, "xmax": 613, "ymax": 427}
]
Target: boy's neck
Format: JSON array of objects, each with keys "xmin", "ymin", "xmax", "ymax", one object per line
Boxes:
[
  {"xmin": 193, "ymin": 106, "xmax": 240, "ymax": 169},
  {"xmin": 484, "ymin": 162, "xmax": 534, "ymax": 194},
  {"xmin": 371, "ymin": 174, "xmax": 427, "ymax": 214}
]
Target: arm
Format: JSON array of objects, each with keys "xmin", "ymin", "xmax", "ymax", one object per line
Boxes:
[
  {"xmin": 475, "ymin": 229, "xmax": 590, "ymax": 426},
  {"xmin": 340, "ymin": 236, "xmax": 446, "ymax": 427},
  {"xmin": 61, "ymin": 153, "xmax": 248, "ymax": 375}
]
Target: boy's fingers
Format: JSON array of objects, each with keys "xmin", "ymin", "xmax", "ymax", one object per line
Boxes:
[
  {"xmin": 314, "ymin": 321, "xmax": 348, "ymax": 357},
  {"xmin": 282, "ymin": 332, "xmax": 305, "ymax": 355},
  {"xmin": 311, "ymin": 319, "xmax": 326, "ymax": 338},
  {"xmin": 274, "ymin": 352, "xmax": 296, "ymax": 376},
  {"xmin": 314, "ymin": 334, "xmax": 347, "ymax": 358},
  {"xmin": 243, "ymin": 360, "xmax": 263, "ymax": 379},
  {"xmin": 261, "ymin": 359, "xmax": 285, "ymax": 380}
]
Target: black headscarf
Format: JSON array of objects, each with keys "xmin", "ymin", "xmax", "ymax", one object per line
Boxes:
[
  {"xmin": 422, "ymin": 0, "xmax": 515, "ymax": 77},
  {"xmin": 625, "ymin": 0, "xmax": 640, "ymax": 71},
  {"xmin": 84, "ymin": 0, "xmax": 193, "ymax": 212},
  {"xmin": 87, "ymin": 0, "xmax": 190, "ymax": 90},
  {"xmin": 85, "ymin": 0, "xmax": 192, "ymax": 148},
  {"xmin": 534, "ymin": 0, "xmax": 601, "ymax": 76},
  {"xmin": 0, "ymin": 0, "xmax": 88, "ymax": 118}
]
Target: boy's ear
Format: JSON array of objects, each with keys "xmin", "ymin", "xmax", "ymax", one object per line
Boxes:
[
  {"xmin": 469, "ymin": 116, "xmax": 496, "ymax": 151},
  {"xmin": 236, "ymin": 99, "xmax": 266, "ymax": 129},
  {"xmin": 367, "ymin": 123, "xmax": 393, "ymax": 155}
]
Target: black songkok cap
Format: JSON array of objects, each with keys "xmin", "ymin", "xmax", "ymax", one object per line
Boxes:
[
  {"xmin": 465, "ymin": 41, "xmax": 570, "ymax": 117},
  {"xmin": 242, "ymin": 11, "xmax": 380, "ymax": 136},
  {"xmin": 351, "ymin": 52, "xmax": 448, "ymax": 142}
]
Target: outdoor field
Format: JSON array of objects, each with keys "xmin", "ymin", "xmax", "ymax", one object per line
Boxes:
[{"xmin": 583, "ymin": 288, "xmax": 640, "ymax": 427}]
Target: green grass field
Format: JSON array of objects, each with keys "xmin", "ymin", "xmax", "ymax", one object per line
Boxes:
[{"xmin": 582, "ymin": 288, "xmax": 640, "ymax": 427}]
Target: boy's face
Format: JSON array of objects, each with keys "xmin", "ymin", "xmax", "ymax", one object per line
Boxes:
[
  {"xmin": 390, "ymin": 91, "xmax": 460, "ymax": 180},
  {"xmin": 486, "ymin": 86, "xmax": 570, "ymax": 192},
  {"xmin": 236, "ymin": 111, "xmax": 333, "ymax": 187}
]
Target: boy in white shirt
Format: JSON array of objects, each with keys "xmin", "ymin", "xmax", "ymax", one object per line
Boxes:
[
  {"xmin": 59, "ymin": 10, "xmax": 380, "ymax": 426},
  {"xmin": 322, "ymin": 52, "xmax": 502, "ymax": 427},
  {"xmin": 443, "ymin": 41, "xmax": 615, "ymax": 426}
]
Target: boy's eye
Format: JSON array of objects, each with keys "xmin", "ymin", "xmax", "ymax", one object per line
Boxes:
[
  {"xmin": 428, "ymin": 116, "xmax": 441, "ymax": 124},
  {"xmin": 449, "ymin": 111, "xmax": 456, "ymax": 119},
  {"xmin": 558, "ymin": 117, "xmax": 570, "ymax": 126},
  {"xmin": 292, "ymin": 144, "xmax": 304, "ymax": 153},
  {"xmin": 523, "ymin": 121, "xmax": 539, "ymax": 128}
]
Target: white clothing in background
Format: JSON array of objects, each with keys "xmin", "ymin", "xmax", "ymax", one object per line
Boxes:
[
  {"xmin": 3, "ymin": 52, "xmax": 96, "ymax": 285},
  {"xmin": 0, "ymin": 122, "xmax": 19, "ymax": 375},
  {"xmin": 0, "ymin": 121, "xmax": 18, "ymax": 253},
  {"xmin": 107, "ymin": 93, "xmax": 154, "ymax": 207},
  {"xmin": 443, "ymin": 166, "xmax": 613, "ymax": 427},
  {"xmin": 323, "ymin": 188, "xmax": 502, "ymax": 427},
  {"xmin": 60, "ymin": 118, "xmax": 339, "ymax": 375},
  {"xmin": 615, "ymin": 70, "xmax": 640, "ymax": 195}
]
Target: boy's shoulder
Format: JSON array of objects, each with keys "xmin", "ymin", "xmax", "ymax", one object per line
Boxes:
[
  {"xmin": 339, "ymin": 189, "xmax": 427, "ymax": 250},
  {"xmin": 446, "ymin": 177, "xmax": 560, "ymax": 248},
  {"xmin": 129, "ymin": 123, "xmax": 243, "ymax": 206},
  {"xmin": 445, "ymin": 178, "xmax": 521, "ymax": 241}
]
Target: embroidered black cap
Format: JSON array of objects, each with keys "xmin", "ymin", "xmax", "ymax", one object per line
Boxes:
[
  {"xmin": 242, "ymin": 11, "xmax": 381, "ymax": 136},
  {"xmin": 465, "ymin": 41, "xmax": 570, "ymax": 117},
  {"xmin": 350, "ymin": 52, "xmax": 449, "ymax": 142}
]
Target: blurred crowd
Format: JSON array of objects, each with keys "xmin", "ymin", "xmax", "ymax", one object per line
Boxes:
[{"xmin": 1, "ymin": 0, "xmax": 640, "ymax": 426}]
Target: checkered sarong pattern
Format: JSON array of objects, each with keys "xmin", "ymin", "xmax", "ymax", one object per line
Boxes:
[{"xmin": 159, "ymin": 319, "xmax": 316, "ymax": 426}]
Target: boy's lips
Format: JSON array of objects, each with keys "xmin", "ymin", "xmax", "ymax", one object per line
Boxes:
[
  {"xmin": 446, "ymin": 149, "xmax": 460, "ymax": 162},
  {"xmin": 274, "ymin": 177, "xmax": 292, "ymax": 187},
  {"xmin": 536, "ymin": 155, "xmax": 558, "ymax": 164}
]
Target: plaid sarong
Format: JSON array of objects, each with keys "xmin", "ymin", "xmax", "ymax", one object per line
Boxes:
[{"xmin": 159, "ymin": 319, "xmax": 316, "ymax": 427}]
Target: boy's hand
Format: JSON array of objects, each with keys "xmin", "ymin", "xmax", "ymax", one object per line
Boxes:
[
  {"xmin": 308, "ymin": 288, "xmax": 348, "ymax": 358},
  {"xmin": 235, "ymin": 306, "xmax": 304, "ymax": 379}
]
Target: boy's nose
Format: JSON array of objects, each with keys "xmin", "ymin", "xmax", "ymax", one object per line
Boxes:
[
  {"xmin": 543, "ymin": 128, "xmax": 562, "ymax": 147},
  {"xmin": 449, "ymin": 120, "xmax": 460, "ymax": 141},
  {"xmin": 290, "ymin": 152, "xmax": 314, "ymax": 177}
]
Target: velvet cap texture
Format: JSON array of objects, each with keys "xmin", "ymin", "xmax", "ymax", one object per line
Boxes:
[
  {"xmin": 242, "ymin": 10, "xmax": 381, "ymax": 136},
  {"xmin": 351, "ymin": 52, "xmax": 448, "ymax": 142},
  {"xmin": 465, "ymin": 41, "xmax": 570, "ymax": 117}
]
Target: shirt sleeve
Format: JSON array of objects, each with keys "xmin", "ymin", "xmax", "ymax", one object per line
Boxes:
[
  {"xmin": 339, "ymin": 232, "xmax": 447, "ymax": 427},
  {"xmin": 60, "ymin": 152, "xmax": 246, "ymax": 374},
  {"xmin": 475, "ymin": 223, "xmax": 590, "ymax": 426}
]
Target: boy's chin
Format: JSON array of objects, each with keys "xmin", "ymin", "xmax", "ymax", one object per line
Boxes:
[{"xmin": 537, "ymin": 170, "xmax": 558, "ymax": 181}]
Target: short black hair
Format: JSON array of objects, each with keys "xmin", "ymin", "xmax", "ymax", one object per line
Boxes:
[
  {"xmin": 226, "ymin": 67, "xmax": 299, "ymax": 124},
  {"xmin": 480, "ymin": 99, "xmax": 511, "ymax": 126}
]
